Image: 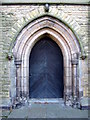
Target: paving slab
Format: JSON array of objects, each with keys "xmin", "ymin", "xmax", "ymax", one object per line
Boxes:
[
  {"xmin": 8, "ymin": 103, "xmax": 89, "ymax": 118},
  {"xmin": 46, "ymin": 104, "xmax": 88, "ymax": 118}
]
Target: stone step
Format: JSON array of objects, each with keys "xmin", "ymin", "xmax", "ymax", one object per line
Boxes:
[{"xmin": 28, "ymin": 98, "xmax": 64, "ymax": 104}]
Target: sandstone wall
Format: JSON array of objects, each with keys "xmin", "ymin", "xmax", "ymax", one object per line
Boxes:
[{"xmin": 0, "ymin": 4, "xmax": 89, "ymax": 106}]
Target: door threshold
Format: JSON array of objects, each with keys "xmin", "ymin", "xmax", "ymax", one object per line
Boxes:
[{"xmin": 28, "ymin": 98, "xmax": 64, "ymax": 104}]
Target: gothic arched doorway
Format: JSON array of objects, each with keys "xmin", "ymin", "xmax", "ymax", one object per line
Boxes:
[
  {"xmin": 29, "ymin": 36, "xmax": 64, "ymax": 98},
  {"xmin": 13, "ymin": 16, "xmax": 82, "ymax": 106}
]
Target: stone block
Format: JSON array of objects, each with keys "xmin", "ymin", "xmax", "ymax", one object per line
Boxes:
[{"xmin": 80, "ymin": 97, "xmax": 90, "ymax": 108}]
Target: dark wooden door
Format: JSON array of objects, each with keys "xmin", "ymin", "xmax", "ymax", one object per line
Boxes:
[{"xmin": 29, "ymin": 37, "xmax": 64, "ymax": 98}]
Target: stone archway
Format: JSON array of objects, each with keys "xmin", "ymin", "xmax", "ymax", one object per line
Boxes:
[{"xmin": 13, "ymin": 15, "xmax": 81, "ymax": 106}]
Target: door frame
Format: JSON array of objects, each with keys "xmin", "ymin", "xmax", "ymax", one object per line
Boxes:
[{"xmin": 13, "ymin": 16, "xmax": 82, "ymax": 106}]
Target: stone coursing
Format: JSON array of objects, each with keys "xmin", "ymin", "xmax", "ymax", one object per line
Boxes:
[{"xmin": 0, "ymin": 4, "xmax": 89, "ymax": 106}]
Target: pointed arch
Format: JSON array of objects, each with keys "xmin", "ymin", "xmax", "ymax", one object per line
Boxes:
[
  {"xmin": 8, "ymin": 7, "xmax": 85, "ymax": 57},
  {"xmin": 13, "ymin": 16, "xmax": 83, "ymax": 106}
]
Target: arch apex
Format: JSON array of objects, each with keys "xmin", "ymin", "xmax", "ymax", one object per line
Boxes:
[{"xmin": 8, "ymin": 8, "xmax": 86, "ymax": 59}]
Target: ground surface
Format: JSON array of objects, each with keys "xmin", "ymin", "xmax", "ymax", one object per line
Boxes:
[
  {"xmin": 1, "ymin": 99, "xmax": 89, "ymax": 119},
  {"xmin": 4, "ymin": 104, "xmax": 88, "ymax": 119}
]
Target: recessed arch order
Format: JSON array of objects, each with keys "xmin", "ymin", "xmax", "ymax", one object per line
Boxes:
[{"xmin": 13, "ymin": 15, "xmax": 82, "ymax": 105}]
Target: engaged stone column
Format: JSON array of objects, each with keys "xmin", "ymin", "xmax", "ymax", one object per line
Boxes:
[
  {"xmin": 71, "ymin": 53, "xmax": 79, "ymax": 107},
  {"xmin": 14, "ymin": 59, "xmax": 22, "ymax": 101}
]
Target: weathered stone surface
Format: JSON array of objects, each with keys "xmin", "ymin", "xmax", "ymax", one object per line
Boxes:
[
  {"xmin": 1, "ymin": 0, "xmax": 90, "ymax": 4},
  {"xmin": 8, "ymin": 103, "xmax": 88, "ymax": 118},
  {"xmin": 0, "ymin": 4, "xmax": 89, "ymax": 107}
]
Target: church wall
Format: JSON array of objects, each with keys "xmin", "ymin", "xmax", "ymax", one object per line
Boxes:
[{"xmin": 0, "ymin": 4, "xmax": 89, "ymax": 108}]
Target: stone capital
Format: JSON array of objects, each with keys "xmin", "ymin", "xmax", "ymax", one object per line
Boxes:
[
  {"xmin": 14, "ymin": 59, "xmax": 22, "ymax": 68},
  {"xmin": 71, "ymin": 53, "xmax": 79, "ymax": 65},
  {"xmin": 71, "ymin": 59, "xmax": 78, "ymax": 65}
]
